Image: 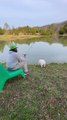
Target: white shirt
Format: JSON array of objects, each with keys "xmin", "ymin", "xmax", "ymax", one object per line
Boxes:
[{"xmin": 6, "ymin": 51, "xmax": 25, "ymax": 69}]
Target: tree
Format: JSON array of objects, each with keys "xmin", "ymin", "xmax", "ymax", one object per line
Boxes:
[
  {"xmin": 0, "ymin": 28, "xmax": 5, "ymax": 35},
  {"xmin": 3, "ymin": 22, "xmax": 10, "ymax": 30}
]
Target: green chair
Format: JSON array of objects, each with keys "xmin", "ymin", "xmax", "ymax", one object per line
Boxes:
[{"xmin": 0, "ymin": 64, "xmax": 26, "ymax": 92}]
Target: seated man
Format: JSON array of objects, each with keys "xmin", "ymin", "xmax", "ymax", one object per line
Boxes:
[{"xmin": 6, "ymin": 42, "xmax": 29, "ymax": 74}]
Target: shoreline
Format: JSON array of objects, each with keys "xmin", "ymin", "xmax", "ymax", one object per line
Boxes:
[
  {"xmin": 0, "ymin": 34, "xmax": 67, "ymax": 42},
  {"xmin": 0, "ymin": 34, "xmax": 42, "ymax": 42}
]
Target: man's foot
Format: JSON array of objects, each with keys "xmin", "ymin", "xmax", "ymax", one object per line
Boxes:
[{"xmin": 24, "ymin": 71, "xmax": 29, "ymax": 75}]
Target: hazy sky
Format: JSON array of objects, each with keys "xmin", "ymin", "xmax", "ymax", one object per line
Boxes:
[{"xmin": 0, "ymin": 0, "xmax": 67, "ymax": 27}]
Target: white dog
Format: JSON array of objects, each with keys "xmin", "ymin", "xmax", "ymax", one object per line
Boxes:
[{"xmin": 38, "ymin": 59, "xmax": 46, "ymax": 68}]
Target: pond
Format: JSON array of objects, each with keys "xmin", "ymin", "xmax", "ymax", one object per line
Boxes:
[{"xmin": 0, "ymin": 37, "xmax": 67, "ymax": 64}]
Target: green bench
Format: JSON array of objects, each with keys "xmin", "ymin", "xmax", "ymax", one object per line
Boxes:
[{"xmin": 0, "ymin": 64, "xmax": 26, "ymax": 92}]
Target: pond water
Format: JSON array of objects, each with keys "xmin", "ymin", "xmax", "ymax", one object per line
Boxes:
[{"xmin": 0, "ymin": 37, "xmax": 67, "ymax": 64}]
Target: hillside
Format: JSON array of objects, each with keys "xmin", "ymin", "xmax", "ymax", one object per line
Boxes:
[
  {"xmin": 0, "ymin": 20, "xmax": 67, "ymax": 37},
  {"xmin": 34, "ymin": 20, "xmax": 67, "ymax": 36}
]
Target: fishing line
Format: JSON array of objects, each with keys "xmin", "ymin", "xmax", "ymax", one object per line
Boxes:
[{"xmin": 24, "ymin": 42, "xmax": 34, "ymax": 56}]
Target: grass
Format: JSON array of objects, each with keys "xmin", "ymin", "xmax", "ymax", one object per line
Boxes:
[
  {"xmin": 0, "ymin": 34, "xmax": 41, "ymax": 41},
  {"xmin": 0, "ymin": 64, "xmax": 67, "ymax": 120}
]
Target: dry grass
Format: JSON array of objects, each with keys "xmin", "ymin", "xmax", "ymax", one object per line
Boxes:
[{"xmin": 0, "ymin": 34, "xmax": 41, "ymax": 42}]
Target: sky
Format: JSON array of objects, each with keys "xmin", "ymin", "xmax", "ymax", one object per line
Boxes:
[{"xmin": 0, "ymin": 0, "xmax": 67, "ymax": 27}]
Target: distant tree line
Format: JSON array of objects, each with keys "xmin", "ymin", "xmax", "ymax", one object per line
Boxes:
[
  {"xmin": 59, "ymin": 23, "xmax": 67, "ymax": 35},
  {"xmin": 0, "ymin": 22, "xmax": 67, "ymax": 36}
]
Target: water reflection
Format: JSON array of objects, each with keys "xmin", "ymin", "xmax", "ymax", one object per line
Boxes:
[{"xmin": 0, "ymin": 41, "xmax": 67, "ymax": 64}]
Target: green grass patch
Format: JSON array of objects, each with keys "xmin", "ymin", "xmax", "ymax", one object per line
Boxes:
[{"xmin": 0, "ymin": 64, "xmax": 67, "ymax": 120}]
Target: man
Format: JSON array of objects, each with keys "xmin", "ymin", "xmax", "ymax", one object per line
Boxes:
[{"xmin": 6, "ymin": 42, "xmax": 29, "ymax": 74}]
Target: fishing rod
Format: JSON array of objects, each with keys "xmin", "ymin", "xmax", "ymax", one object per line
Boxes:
[{"xmin": 23, "ymin": 42, "xmax": 34, "ymax": 57}]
